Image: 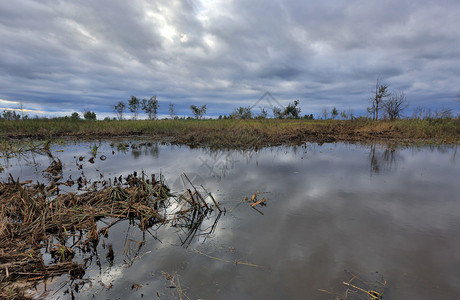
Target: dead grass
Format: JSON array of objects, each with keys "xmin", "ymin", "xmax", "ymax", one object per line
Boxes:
[
  {"xmin": 1, "ymin": 118, "xmax": 459, "ymax": 147},
  {"xmin": 0, "ymin": 172, "xmax": 221, "ymax": 299}
]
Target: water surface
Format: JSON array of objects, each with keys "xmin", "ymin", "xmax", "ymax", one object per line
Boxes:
[{"xmin": 1, "ymin": 141, "xmax": 459, "ymax": 299}]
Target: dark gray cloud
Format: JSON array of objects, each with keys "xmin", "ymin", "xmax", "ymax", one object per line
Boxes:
[{"xmin": 1, "ymin": 0, "xmax": 459, "ymax": 118}]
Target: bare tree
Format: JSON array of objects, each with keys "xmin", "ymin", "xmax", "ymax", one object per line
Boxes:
[
  {"xmin": 347, "ymin": 108, "xmax": 355, "ymax": 120},
  {"xmin": 17, "ymin": 103, "xmax": 25, "ymax": 120},
  {"xmin": 369, "ymin": 78, "xmax": 390, "ymax": 120},
  {"xmin": 322, "ymin": 108, "xmax": 328, "ymax": 120},
  {"xmin": 169, "ymin": 103, "xmax": 175, "ymax": 119},
  {"xmin": 383, "ymin": 90, "xmax": 408, "ymax": 120},
  {"xmin": 435, "ymin": 107, "xmax": 453, "ymax": 119},
  {"xmin": 412, "ymin": 106, "xmax": 425, "ymax": 119}
]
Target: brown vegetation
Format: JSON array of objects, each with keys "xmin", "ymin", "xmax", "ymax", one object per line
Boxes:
[
  {"xmin": 0, "ymin": 118, "xmax": 459, "ymax": 148},
  {"xmin": 0, "ymin": 173, "xmax": 221, "ymax": 299}
]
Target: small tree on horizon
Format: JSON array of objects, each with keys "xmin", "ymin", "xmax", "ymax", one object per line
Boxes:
[
  {"xmin": 83, "ymin": 110, "xmax": 96, "ymax": 120},
  {"xmin": 435, "ymin": 107, "xmax": 453, "ymax": 119},
  {"xmin": 17, "ymin": 103, "xmax": 25, "ymax": 120},
  {"xmin": 70, "ymin": 112, "xmax": 80, "ymax": 120},
  {"xmin": 256, "ymin": 108, "xmax": 268, "ymax": 119},
  {"xmin": 142, "ymin": 96, "xmax": 159, "ymax": 120},
  {"xmin": 114, "ymin": 101, "xmax": 126, "ymax": 120},
  {"xmin": 322, "ymin": 108, "xmax": 328, "ymax": 120},
  {"xmin": 369, "ymin": 78, "xmax": 390, "ymax": 120},
  {"xmin": 331, "ymin": 107, "xmax": 338, "ymax": 119},
  {"xmin": 283, "ymin": 100, "xmax": 301, "ymax": 119},
  {"xmin": 169, "ymin": 103, "xmax": 175, "ymax": 119},
  {"xmin": 190, "ymin": 104, "xmax": 207, "ymax": 119},
  {"xmin": 1, "ymin": 110, "xmax": 20, "ymax": 120},
  {"xmin": 383, "ymin": 90, "xmax": 408, "ymax": 120},
  {"xmin": 347, "ymin": 108, "xmax": 355, "ymax": 120},
  {"xmin": 128, "ymin": 96, "xmax": 141, "ymax": 120},
  {"xmin": 273, "ymin": 106, "xmax": 283, "ymax": 119},
  {"xmin": 232, "ymin": 106, "xmax": 252, "ymax": 119}
]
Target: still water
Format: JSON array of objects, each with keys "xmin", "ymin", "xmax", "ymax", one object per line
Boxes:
[{"xmin": 1, "ymin": 141, "xmax": 459, "ymax": 299}]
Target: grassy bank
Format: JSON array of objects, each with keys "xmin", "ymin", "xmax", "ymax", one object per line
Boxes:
[{"xmin": 1, "ymin": 118, "xmax": 459, "ymax": 147}]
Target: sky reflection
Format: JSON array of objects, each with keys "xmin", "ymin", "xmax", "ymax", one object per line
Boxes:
[{"xmin": 1, "ymin": 142, "xmax": 459, "ymax": 299}]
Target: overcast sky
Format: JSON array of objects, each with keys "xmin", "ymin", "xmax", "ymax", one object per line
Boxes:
[{"xmin": 1, "ymin": 0, "xmax": 459, "ymax": 119}]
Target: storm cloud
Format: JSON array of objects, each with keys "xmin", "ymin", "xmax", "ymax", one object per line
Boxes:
[{"xmin": 1, "ymin": 0, "xmax": 459, "ymax": 118}]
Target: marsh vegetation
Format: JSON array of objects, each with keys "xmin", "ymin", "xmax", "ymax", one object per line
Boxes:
[{"xmin": 1, "ymin": 118, "xmax": 459, "ymax": 147}]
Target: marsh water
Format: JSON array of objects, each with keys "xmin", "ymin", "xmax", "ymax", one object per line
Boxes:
[{"xmin": 1, "ymin": 141, "xmax": 460, "ymax": 299}]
